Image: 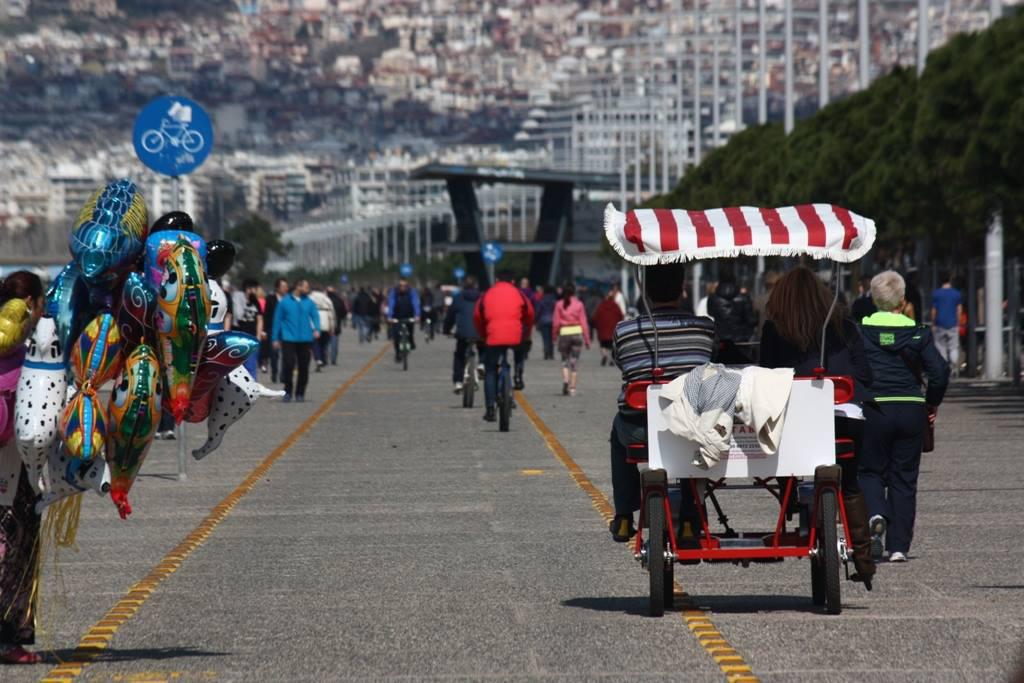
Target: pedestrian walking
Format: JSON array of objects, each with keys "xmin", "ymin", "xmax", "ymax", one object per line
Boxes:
[
  {"xmin": 535, "ymin": 286, "xmax": 557, "ymax": 360},
  {"xmin": 262, "ymin": 278, "xmax": 288, "ymax": 383},
  {"xmin": 552, "ymin": 285, "xmax": 590, "ymax": 396},
  {"xmin": 231, "ymin": 278, "xmax": 263, "ymax": 380},
  {"xmin": 859, "ymin": 270, "xmax": 949, "ymax": 562},
  {"xmin": 326, "ymin": 286, "xmax": 347, "ymax": 365},
  {"xmin": 759, "ymin": 266, "xmax": 877, "ymax": 588},
  {"xmin": 272, "ymin": 278, "xmax": 320, "ymax": 403},
  {"xmin": 0, "ymin": 271, "xmax": 46, "ymax": 665},
  {"xmin": 931, "ymin": 272, "xmax": 962, "ymax": 377},
  {"xmin": 309, "ymin": 285, "xmax": 336, "ymax": 372},
  {"xmin": 351, "ymin": 287, "xmax": 375, "ymax": 343},
  {"xmin": 593, "ymin": 290, "xmax": 624, "ymax": 367}
]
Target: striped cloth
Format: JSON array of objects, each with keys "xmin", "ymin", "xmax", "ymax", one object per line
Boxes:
[
  {"xmin": 613, "ymin": 312, "xmax": 716, "ymax": 412},
  {"xmin": 683, "ymin": 363, "xmax": 742, "ymax": 423},
  {"xmin": 604, "ymin": 203, "xmax": 876, "ymax": 265}
]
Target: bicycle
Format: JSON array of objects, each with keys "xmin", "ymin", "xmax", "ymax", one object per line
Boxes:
[
  {"xmin": 141, "ymin": 118, "xmax": 205, "ymax": 154},
  {"xmin": 390, "ymin": 318, "xmax": 415, "ymax": 371},
  {"xmin": 493, "ymin": 347, "xmax": 513, "ymax": 432},
  {"xmin": 461, "ymin": 340, "xmax": 479, "ymax": 408}
]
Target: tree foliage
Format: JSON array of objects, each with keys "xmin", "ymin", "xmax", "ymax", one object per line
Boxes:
[
  {"xmin": 225, "ymin": 214, "xmax": 285, "ymax": 281},
  {"xmin": 655, "ymin": 10, "xmax": 1024, "ymax": 259}
]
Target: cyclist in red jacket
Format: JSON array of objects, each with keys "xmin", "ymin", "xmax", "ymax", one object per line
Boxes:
[{"xmin": 473, "ymin": 270, "xmax": 535, "ymax": 422}]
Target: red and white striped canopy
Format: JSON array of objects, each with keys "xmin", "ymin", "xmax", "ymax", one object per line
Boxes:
[{"xmin": 604, "ymin": 203, "xmax": 876, "ymax": 265}]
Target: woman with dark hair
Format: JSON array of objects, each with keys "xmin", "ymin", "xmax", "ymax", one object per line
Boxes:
[
  {"xmin": 759, "ymin": 266, "xmax": 877, "ymax": 588},
  {"xmin": 0, "ymin": 270, "xmax": 46, "ymax": 665},
  {"xmin": 551, "ymin": 284, "xmax": 590, "ymax": 396}
]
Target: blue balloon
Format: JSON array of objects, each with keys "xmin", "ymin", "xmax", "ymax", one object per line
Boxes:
[
  {"xmin": 69, "ymin": 179, "xmax": 149, "ymax": 289},
  {"xmin": 45, "ymin": 263, "xmax": 90, "ymax": 365}
]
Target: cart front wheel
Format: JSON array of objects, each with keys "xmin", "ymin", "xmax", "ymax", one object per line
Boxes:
[
  {"xmin": 817, "ymin": 489, "xmax": 842, "ymax": 615},
  {"xmin": 647, "ymin": 493, "xmax": 667, "ymax": 617}
]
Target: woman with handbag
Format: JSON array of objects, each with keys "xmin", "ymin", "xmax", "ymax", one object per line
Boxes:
[{"xmin": 859, "ymin": 271, "xmax": 949, "ymax": 563}]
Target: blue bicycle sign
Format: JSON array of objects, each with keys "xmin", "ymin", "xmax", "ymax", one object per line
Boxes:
[
  {"xmin": 481, "ymin": 241, "xmax": 504, "ymax": 264},
  {"xmin": 133, "ymin": 96, "xmax": 213, "ymax": 176}
]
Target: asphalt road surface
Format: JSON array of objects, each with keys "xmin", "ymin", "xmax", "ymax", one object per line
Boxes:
[{"xmin": 9, "ymin": 334, "xmax": 1024, "ymax": 682}]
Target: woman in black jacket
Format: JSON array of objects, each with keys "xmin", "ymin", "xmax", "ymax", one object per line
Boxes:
[{"xmin": 760, "ymin": 266, "xmax": 876, "ymax": 587}]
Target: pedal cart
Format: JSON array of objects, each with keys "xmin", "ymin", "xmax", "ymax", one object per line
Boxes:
[{"xmin": 603, "ymin": 203, "xmax": 877, "ymax": 616}]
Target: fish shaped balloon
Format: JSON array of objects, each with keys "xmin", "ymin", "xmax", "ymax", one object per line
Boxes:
[
  {"xmin": 46, "ymin": 262, "xmax": 92, "ymax": 364},
  {"xmin": 155, "ymin": 237, "xmax": 211, "ymax": 422},
  {"xmin": 144, "ymin": 229, "xmax": 207, "ymax": 292},
  {"xmin": 107, "ymin": 345, "xmax": 161, "ymax": 519},
  {"xmin": 184, "ymin": 331, "xmax": 260, "ymax": 423},
  {"xmin": 70, "ymin": 313, "xmax": 124, "ymax": 389},
  {"xmin": 15, "ymin": 317, "xmax": 67, "ymax": 494},
  {"xmin": 69, "ymin": 179, "xmax": 148, "ymax": 289},
  {"xmin": 192, "ymin": 366, "xmax": 284, "ymax": 461},
  {"xmin": 0, "ymin": 347, "xmax": 25, "ymax": 447},
  {"xmin": 116, "ymin": 272, "xmax": 158, "ymax": 353},
  {"xmin": 0, "ymin": 298, "xmax": 31, "ymax": 358}
]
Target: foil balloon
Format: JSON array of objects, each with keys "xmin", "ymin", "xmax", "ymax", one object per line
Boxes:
[
  {"xmin": 36, "ymin": 442, "xmax": 110, "ymax": 513},
  {"xmin": 107, "ymin": 345, "xmax": 161, "ymax": 519},
  {"xmin": 0, "ymin": 346, "xmax": 25, "ymax": 447},
  {"xmin": 205, "ymin": 240, "xmax": 236, "ymax": 279},
  {"xmin": 156, "ymin": 238, "xmax": 211, "ymax": 422},
  {"xmin": 15, "ymin": 317, "xmax": 67, "ymax": 494},
  {"xmin": 69, "ymin": 179, "xmax": 149, "ymax": 289},
  {"xmin": 192, "ymin": 366, "xmax": 283, "ymax": 461},
  {"xmin": 70, "ymin": 313, "xmax": 124, "ymax": 389},
  {"xmin": 46, "ymin": 262, "xmax": 91, "ymax": 364},
  {"xmin": 144, "ymin": 230, "xmax": 207, "ymax": 291},
  {"xmin": 150, "ymin": 211, "xmax": 194, "ymax": 235},
  {"xmin": 116, "ymin": 272, "xmax": 157, "ymax": 352},
  {"xmin": 0, "ymin": 298, "xmax": 30, "ymax": 358},
  {"xmin": 184, "ymin": 331, "xmax": 260, "ymax": 423},
  {"xmin": 60, "ymin": 389, "xmax": 106, "ymax": 465},
  {"xmin": 208, "ymin": 279, "xmax": 228, "ymax": 333}
]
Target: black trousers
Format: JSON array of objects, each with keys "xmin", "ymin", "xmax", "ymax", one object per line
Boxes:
[
  {"xmin": 281, "ymin": 341, "xmax": 312, "ymax": 397},
  {"xmin": 859, "ymin": 402, "xmax": 926, "ymax": 555}
]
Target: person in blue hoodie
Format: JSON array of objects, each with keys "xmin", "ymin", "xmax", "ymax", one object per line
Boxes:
[
  {"xmin": 443, "ymin": 275, "xmax": 482, "ymax": 392},
  {"xmin": 386, "ymin": 278, "xmax": 421, "ymax": 362},
  {"xmin": 272, "ymin": 278, "xmax": 321, "ymax": 403},
  {"xmin": 859, "ymin": 270, "xmax": 949, "ymax": 563}
]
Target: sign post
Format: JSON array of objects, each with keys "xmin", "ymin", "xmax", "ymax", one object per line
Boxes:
[
  {"xmin": 480, "ymin": 241, "xmax": 504, "ymax": 287},
  {"xmin": 134, "ymin": 95, "xmax": 214, "ymax": 481}
]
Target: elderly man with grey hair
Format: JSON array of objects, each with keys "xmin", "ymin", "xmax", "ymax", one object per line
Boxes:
[{"xmin": 858, "ymin": 270, "xmax": 949, "ymax": 563}]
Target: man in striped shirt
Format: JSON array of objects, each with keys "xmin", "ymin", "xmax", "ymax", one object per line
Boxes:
[{"xmin": 609, "ymin": 263, "xmax": 716, "ymax": 542}]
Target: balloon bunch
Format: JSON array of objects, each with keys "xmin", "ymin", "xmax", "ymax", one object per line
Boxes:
[{"xmin": 8, "ymin": 179, "xmax": 274, "ymax": 520}]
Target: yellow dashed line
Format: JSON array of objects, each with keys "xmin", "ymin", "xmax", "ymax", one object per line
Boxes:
[
  {"xmin": 516, "ymin": 391, "xmax": 761, "ymax": 683},
  {"xmin": 39, "ymin": 346, "xmax": 389, "ymax": 682}
]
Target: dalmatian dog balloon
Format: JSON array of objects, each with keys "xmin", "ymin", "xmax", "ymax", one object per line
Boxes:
[
  {"xmin": 36, "ymin": 441, "xmax": 110, "ymax": 513},
  {"xmin": 192, "ymin": 366, "xmax": 283, "ymax": 461},
  {"xmin": 15, "ymin": 317, "xmax": 67, "ymax": 493}
]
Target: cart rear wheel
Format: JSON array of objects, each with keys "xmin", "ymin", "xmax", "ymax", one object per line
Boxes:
[
  {"xmin": 647, "ymin": 493, "xmax": 667, "ymax": 617},
  {"xmin": 817, "ymin": 489, "xmax": 842, "ymax": 615}
]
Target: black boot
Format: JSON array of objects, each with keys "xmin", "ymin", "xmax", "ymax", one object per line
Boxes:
[
  {"xmin": 483, "ymin": 406, "xmax": 496, "ymax": 422},
  {"xmin": 844, "ymin": 491, "xmax": 876, "ymax": 590}
]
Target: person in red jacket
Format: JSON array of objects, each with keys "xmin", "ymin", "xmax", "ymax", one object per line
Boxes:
[
  {"xmin": 593, "ymin": 289, "xmax": 625, "ymax": 367},
  {"xmin": 474, "ymin": 270, "xmax": 535, "ymax": 422}
]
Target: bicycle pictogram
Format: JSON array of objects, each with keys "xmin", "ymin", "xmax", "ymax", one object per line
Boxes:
[{"xmin": 140, "ymin": 101, "xmax": 205, "ymax": 155}]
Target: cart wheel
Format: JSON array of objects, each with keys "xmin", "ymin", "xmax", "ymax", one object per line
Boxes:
[
  {"xmin": 463, "ymin": 377, "xmax": 474, "ymax": 408},
  {"xmin": 498, "ymin": 376, "xmax": 511, "ymax": 432},
  {"xmin": 817, "ymin": 489, "xmax": 842, "ymax": 615},
  {"xmin": 647, "ymin": 493, "xmax": 667, "ymax": 617}
]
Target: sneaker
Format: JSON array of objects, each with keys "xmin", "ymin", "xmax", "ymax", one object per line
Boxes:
[
  {"xmin": 454, "ymin": 382, "xmax": 464, "ymax": 394},
  {"xmin": 296, "ymin": 395, "xmax": 305, "ymax": 403},
  {"xmin": 609, "ymin": 514, "xmax": 636, "ymax": 542},
  {"xmin": 888, "ymin": 551, "xmax": 908, "ymax": 563},
  {"xmin": 569, "ymin": 388, "xmax": 576, "ymax": 397},
  {"xmin": 483, "ymin": 407, "xmax": 496, "ymax": 422},
  {"xmin": 601, "ymin": 356, "xmax": 608, "ymax": 367},
  {"xmin": 869, "ymin": 515, "xmax": 886, "ymax": 561},
  {"xmin": 514, "ymin": 378, "xmax": 525, "ymax": 391},
  {"xmin": 282, "ymin": 394, "xmax": 293, "ymax": 403},
  {"xmin": 476, "ymin": 364, "xmax": 485, "ymax": 381},
  {"xmin": 161, "ymin": 430, "xmax": 176, "ymax": 440}
]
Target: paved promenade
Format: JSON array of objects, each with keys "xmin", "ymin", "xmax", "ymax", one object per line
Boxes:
[{"xmin": 9, "ymin": 338, "xmax": 1024, "ymax": 682}]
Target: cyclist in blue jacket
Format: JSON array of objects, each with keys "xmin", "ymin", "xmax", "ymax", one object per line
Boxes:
[{"xmin": 386, "ymin": 278, "xmax": 421, "ymax": 362}]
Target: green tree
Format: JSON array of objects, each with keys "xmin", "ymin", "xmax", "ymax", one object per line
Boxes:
[{"xmin": 225, "ymin": 214, "xmax": 285, "ymax": 281}]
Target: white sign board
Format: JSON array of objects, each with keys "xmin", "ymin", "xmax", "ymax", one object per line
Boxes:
[{"xmin": 647, "ymin": 379, "xmax": 836, "ymax": 479}]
